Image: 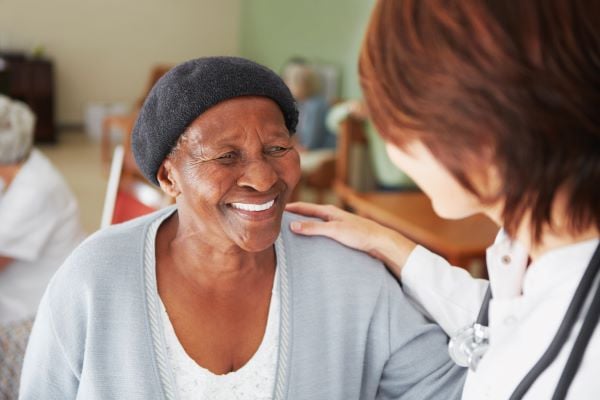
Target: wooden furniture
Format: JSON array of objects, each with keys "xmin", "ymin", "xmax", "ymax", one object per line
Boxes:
[
  {"xmin": 101, "ymin": 113, "xmax": 139, "ymax": 175},
  {"xmin": 335, "ymin": 183, "xmax": 497, "ymax": 267},
  {"xmin": 101, "ymin": 65, "xmax": 171, "ymax": 172},
  {"xmin": 292, "ymin": 153, "xmax": 337, "ymax": 204},
  {"xmin": 335, "ymin": 117, "xmax": 498, "ymax": 270},
  {"xmin": 303, "ymin": 156, "xmax": 336, "ymax": 203},
  {"xmin": 101, "ymin": 145, "xmax": 173, "ymax": 228},
  {"xmin": 0, "ymin": 53, "xmax": 55, "ymax": 142}
]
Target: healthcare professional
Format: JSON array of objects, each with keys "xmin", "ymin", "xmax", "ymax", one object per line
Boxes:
[{"xmin": 287, "ymin": 0, "xmax": 600, "ymax": 399}]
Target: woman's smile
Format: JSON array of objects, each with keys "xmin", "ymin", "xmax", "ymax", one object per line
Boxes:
[
  {"xmin": 227, "ymin": 196, "xmax": 279, "ymax": 221},
  {"xmin": 230, "ymin": 199, "xmax": 275, "ymax": 212}
]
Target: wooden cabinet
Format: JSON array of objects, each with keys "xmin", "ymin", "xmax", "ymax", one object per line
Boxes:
[{"xmin": 0, "ymin": 53, "xmax": 56, "ymax": 143}]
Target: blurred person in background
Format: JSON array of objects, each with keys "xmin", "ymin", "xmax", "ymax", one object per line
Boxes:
[
  {"xmin": 282, "ymin": 58, "xmax": 337, "ymax": 176},
  {"xmin": 281, "ymin": 57, "xmax": 336, "ymax": 152},
  {"xmin": 0, "ymin": 94, "xmax": 84, "ymax": 399}
]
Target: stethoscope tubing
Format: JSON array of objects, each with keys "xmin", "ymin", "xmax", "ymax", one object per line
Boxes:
[
  {"xmin": 508, "ymin": 242, "xmax": 600, "ymax": 399},
  {"xmin": 471, "ymin": 243, "xmax": 600, "ymax": 399},
  {"xmin": 476, "ymin": 286, "xmax": 492, "ymax": 327},
  {"xmin": 552, "ymin": 281, "xmax": 600, "ymax": 399}
]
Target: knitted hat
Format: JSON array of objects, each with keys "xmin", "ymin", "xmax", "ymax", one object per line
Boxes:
[{"xmin": 131, "ymin": 56, "xmax": 298, "ymax": 185}]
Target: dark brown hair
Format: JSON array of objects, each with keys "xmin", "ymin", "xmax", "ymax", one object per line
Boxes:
[{"xmin": 360, "ymin": 0, "xmax": 600, "ymax": 241}]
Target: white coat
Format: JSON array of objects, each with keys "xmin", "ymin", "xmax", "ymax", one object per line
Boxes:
[{"xmin": 401, "ymin": 233, "xmax": 600, "ymax": 399}]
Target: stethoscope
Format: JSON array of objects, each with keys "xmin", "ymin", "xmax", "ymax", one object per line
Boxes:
[{"xmin": 447, "ymin": 242, "xmax": 600, "ymax": 400}]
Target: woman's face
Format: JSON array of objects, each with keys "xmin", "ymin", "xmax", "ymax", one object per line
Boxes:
[
  {"xmin": 386, "ymin": 141, "xmax": 492, "ymax": 220},
  {"xmin": 160, "ymin": 96, "xmax": 301, "ymax": 252}
]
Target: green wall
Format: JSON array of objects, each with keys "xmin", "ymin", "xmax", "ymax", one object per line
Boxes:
[{"xmin": 240, "ymin": 0, "xmax": 375, "ymax": 100}]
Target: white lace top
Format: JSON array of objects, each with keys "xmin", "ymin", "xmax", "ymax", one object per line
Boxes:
[{"xmin": 146, "ymin": 216, "xmax": 280, "ymax": 400}]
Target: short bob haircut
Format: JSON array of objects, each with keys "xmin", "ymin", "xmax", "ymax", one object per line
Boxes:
[
  {"xmin": 360, "ymin": 0, "xmax": 600, "ymax": 242},
  {"xmin": 0, "ymin": 95, "xmax": 35, "ymax": 164}
]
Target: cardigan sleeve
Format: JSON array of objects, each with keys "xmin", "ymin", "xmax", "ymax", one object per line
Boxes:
[
  {"xmin": 19, "ymin": 290, "xmax": 79, "ymax": 399},
  {"xmin": 375, "ymin": 273, "xmax": 467, "ymax": 400}
]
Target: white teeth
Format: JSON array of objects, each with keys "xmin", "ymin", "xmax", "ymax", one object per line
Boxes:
[{"xmin": 230, "ymin": 199, "xmax": 275, "ymax": 212}]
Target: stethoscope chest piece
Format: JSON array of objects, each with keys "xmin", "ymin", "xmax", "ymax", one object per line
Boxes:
[{"xmin": 448, "ymin": 323, "xmax": 490, "ymax": 371}]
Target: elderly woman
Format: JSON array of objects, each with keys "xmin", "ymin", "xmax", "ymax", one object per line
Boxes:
[
  {"xmin": 281, "ymin": 58, "xmax": 337, "ymax": 181},
  {"xmin": 281, "ymin": 58, "xmax": 335, "ymax": 151},
  {"xmin": 19, "ymin": 57, "xmax": 465, "ymax": 399},
  {"xmin": 0, "ymin": 95, "xmax": 84, "ymax": 398}
]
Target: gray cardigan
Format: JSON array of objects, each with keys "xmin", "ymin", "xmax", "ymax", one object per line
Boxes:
[{"xmin": 19, "ymin": 208, "xmax": 465, "ymax": 399}]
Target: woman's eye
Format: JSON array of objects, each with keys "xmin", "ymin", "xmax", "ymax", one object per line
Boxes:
[
  {"xmin": 216, "ymin": 152, "xmax": 237, "ymax": 163},
  {"xmin": 266, "ymin": 146, "xmax": 290, "ymax": 157}
]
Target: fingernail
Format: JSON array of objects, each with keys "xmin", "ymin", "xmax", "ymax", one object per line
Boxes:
[{"xmin": 291, "ymin": 221, "xmax": 302, "ymax": 231}]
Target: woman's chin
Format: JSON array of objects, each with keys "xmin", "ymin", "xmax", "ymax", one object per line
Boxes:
[
  {"xmin": 431, "ymin": 201, "xmax": 477, "ymax": 220},
  {"xmin": 232, "ymin": 226, "xmax": 281, "ymax": 253},
  {"xmin": 236, "ymin": 236, "xmax": 279, "ymax": 253}
]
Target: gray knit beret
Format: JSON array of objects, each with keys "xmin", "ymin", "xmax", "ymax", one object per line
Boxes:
[{"xmin": 131, "ymin": 56, "xmax": 298, "ymax": 185}]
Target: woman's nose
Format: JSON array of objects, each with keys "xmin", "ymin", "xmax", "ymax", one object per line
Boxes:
[{"xmin": 237, "ymin": 158, "xmax": 278, "ymax": 192}]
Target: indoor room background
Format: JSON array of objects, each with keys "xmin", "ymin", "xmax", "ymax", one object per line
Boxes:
[
  {"xmin": 0, "ymin": 0, "xmax": 375, "ymax": 232},
  {"xmin": 1, "ymin": 0, "xmax": 374, "ymax": 128}
]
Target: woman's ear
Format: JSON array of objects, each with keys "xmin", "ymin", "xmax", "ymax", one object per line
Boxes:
[{"xmin": 157, "ymin": 160, "xmax": 181, "ymax": 197}]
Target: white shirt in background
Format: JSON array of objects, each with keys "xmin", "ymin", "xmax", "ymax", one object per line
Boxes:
[
  {"xmin": 0, "ymin": 149, "xmax": 85, "ymax": 324},
  {"xmin": 402, "ymin": 234, "xmax": 600, "ymax": 399}
]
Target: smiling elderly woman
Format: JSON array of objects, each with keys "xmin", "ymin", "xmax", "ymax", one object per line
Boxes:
[{"xmin": 19, "ymin": 57, "xmax": 465, "ymax": 400}]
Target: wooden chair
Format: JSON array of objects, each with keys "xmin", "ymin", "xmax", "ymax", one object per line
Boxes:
[
  {"xmin": 335, "ymin": 116, "xmax": 370, "ymax": 193},
  {"xmin": 334, "ymin": 117, "xmax": 498, "ymax": 274},
  {"xmin": 292, "ymin": 150, "xmax": 337, "ymax": 204},
  {"xmin": 302, "ymin": 156, "xmax": 336, "ymax": 203},
  {"xmin": 101, "ymin": 65, "xmax": 172, "ymax": 173},
  {"xmin": 101, "ymin": 145, "xmax": 173, "ymax": 228}
]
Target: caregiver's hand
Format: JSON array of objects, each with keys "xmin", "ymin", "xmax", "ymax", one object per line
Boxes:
[{"xmin": 286, "ymin": 202, "xmax": 417, "ymax": 278}]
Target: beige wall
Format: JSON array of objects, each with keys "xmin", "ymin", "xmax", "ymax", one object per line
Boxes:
[{"xmin": 0, "ymin": 0, "xmax": 240, "ymax": 125}]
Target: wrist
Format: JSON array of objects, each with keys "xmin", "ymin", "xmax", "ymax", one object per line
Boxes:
[{"xmin": 367, "ymin": 226, "xmax": 416, "ymax": 279}]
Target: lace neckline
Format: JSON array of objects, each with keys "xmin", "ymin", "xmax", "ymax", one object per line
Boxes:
[{"xmin": 159, "ymin": 266, "xmax": 280, "ymax": 378}]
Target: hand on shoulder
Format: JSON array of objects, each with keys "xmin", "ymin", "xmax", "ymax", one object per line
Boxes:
[{"xmin": 286, "ymin": 202, "xmax": 417, "ymax": 279}]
